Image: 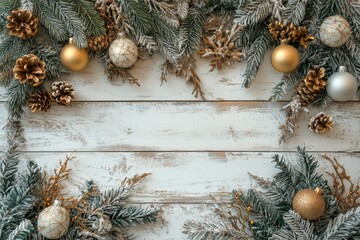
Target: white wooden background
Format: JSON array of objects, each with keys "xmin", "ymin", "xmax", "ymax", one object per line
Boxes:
[{"xmin": 0, "ymin": 53, "xmax": 359, "ymax": 239}]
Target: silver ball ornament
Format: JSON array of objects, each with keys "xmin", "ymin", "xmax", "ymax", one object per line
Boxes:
[
  {"xmin": 37, "ymin": 200, "xmax": 70, "ymax": 239},
  {"xmin": 326, "ymin": 66, "xmax": 358, "ymax": 101},
  {"xmin": 320, "ymin": 15, "xmax": 351, "ymax": 47},
  {"xmin": 109, "ymin": 33, "xmax": 138, "ymax": 68}
]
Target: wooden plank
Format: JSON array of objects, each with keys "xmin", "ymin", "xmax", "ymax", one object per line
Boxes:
[
  {"xmin": 0, "ymin": 54, "xmax": 286, "ymax": 102},
  {"xmin": 128, "ymin": 203, "xmax": 218, "ymax": 240},
  {"xmin": 20, "ymin": 152, "xmax": 360, "ymax": 203},
  {"xmin": 0, "ymin": 102, "xmax": 358, "ymax": 151}
]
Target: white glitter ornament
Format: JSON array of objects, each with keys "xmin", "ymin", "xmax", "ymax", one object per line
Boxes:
[
  {"xmin": 109, "ymin": 33, "xmax": 138, "ymax": 68},
  {"xmin": 326, "ymin": 66, "xmax": 358, "ymax": 101},
  {"xmin": 37, "ymin": 200, "xmax": 70, "ymax": 239},
  {"xmin": 320, "ymin": 15, "xmax": 351, "ymax": 47}
]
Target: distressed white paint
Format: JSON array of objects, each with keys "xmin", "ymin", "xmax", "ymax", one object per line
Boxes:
[{"xmin": 1, "ymin": 53, "xmax": 360, "ymax": 239}]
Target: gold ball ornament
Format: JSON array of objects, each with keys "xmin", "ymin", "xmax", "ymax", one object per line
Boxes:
[
  {"xmin": 37, "ymin": 200, "xmax": 70, "ymax": 239},
  {"xmin": 109, "ymin": 33, "xmax": 138, "ymax": 68},
  {"xmin": 60, "ymin": 38, "xmax": 89, "ymax": 71},
  {"xmin": 292, "ymin": 188, "xmax": 326, "ymax": 220},
  {"xmin": 271, "ymin": 40, "xmax": 300, "ymax": 73}
]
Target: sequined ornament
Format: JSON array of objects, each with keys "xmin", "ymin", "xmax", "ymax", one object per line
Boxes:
[
  {"xmin": 60, "ymin": 38, "xmax": 89, "ymax": 71},
  {"xmin": 109, "ymin": 33, "xmax": 138, "ymax": 68},
  {"xmin": 292, "ymin": 188, "xmax": 326, "ymax": 220},
  {"xmin": 271, "ymin": 39, "xmax": 300, "ymax": 73},
  {"xmin": 326, "ymin": 66, "xmax": 358, "ymax": 101},
  {"xmin": 37, "ymin": 200, "xmax": 70, "ymax": 239},
  {"xmin": 320, "ymin": 15, "xmax": 351, "ymax": 47}
]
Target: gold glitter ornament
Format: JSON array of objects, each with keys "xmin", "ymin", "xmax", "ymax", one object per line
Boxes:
[
  {"xmin": 37, "ymin": 200, "xmax": 70, "ymax": 239},
  {"xmin": 60, "ymin": 38, "xmax": 89, "ymax": 71},
  {"xmin": 271, "ymin": 39, "xmax": 300, "ymax": 73},
  {"xmin": 292, "ymin": 188, "xmax": 326, "ymax": 220}
]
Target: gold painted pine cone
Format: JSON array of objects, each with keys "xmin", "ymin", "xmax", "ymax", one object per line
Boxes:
[
  {"xmin": 308, "ymin": 112, "xmax": 334, "ymax": 134},
  {"xmin": 13, "ymin": 54, "xmax": 46, "ymax": 86},
  {"xmin": 50, "ymin": 81, "xmax": 75, "ymax": 105},
  {"xmin": 88, "ymin": 34, "xmax": 111, "ymax": 52},
  {"xmin": 295, "ymin": 66, "xmax": 327, "ymax": 105},
  {"xmin": 28, "ymin": 90, "xmax": 51, "ymax": 112},
  {"xmin": 7, "ymin": 9, "xmax": 38, "ymax": 39}
]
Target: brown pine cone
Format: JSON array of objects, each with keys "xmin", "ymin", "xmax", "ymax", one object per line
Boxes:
[
  {"xmin": 88, "ymin": 34, "xmax": 111, "ymax": 51},
  {"xmin": 294, "ymin": 26, "xmax": 315, "ymax": 48},
  {"xmin": 28, "ymin": 90, "xmax": 51, "ymax": 112},
  {"xmin": 13, "ymin": 54, "xmax": 46, "ymax": 86},
  {"xmin": 269, "ymin": 21, "xmax": 286, "ymax": 40},
  {"xmin": 7, "ymin": 9, "xmax": 38, "ymax": 39},
  {"xmin": 295, "ymin": 66, "xmax": 327, "ymax": 105},
  {"xmin": 308, "ymin": 112, "xmax": 334, "ymax": 133},
  {"xmin": 50, "ymin": 81, "xmax": 75, "ymax": 105}
]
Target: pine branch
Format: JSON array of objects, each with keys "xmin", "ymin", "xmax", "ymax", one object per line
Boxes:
[
  {"xmin": 0, "ymin": 119, "xmax": 24, "ymax": 198},
  {"xmin": 178, "ymin": 6, "xmax": 206, "ymax": 57},
  {"xmin": 52, "ymin": 0, "xmax": 87, "ymax": 47},
  {"xmin": 32, "ymin": 0, "xmax": 69, "ymax": 41},
  {"xmin": 235, "ymin": 0, "xmax": 272, "ymax": 25},
  {"xmin": 183, "ymin": 220, "xmax": 235, "ymax": 240},
  {"xmin": 242, "ymin": 28, "xmax": 274, "ymax": 88},
  {"xmin": 0, "ymin": 35, "xmax": 24, "ymax": 67},
  {"xmin": 0, "ymin": 0, "xmax": 20, "ymax": 16},
  {"xmin": 74, "ymin": 0, "xmax": 106, "ymax": 37},
  {"xmin": 281, "ymin": 211, "xmax": 316, "ymax": 239},
  {"xmin": 111, "ymin": 206, "xmax": 159, "ymax": 228},
  {"xmin": 322, "ymin": 207, "xmax": 360, "ymax": 240},
  {"xmin": 6, "ymin": 81, "xmax": 40, "ymax": 119},
  {"xmin": 122, "ymin": 0, "xmax": 153, "ymax": 35},
  {"xmin": 282, "ymin": 0, "xmax": 308, "ymax": 25},
  {"xmin": 7, "ymin": 219, "xmax": 34, "ymax": 240}
]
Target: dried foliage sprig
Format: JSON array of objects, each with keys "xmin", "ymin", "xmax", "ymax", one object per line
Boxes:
[{"xmin": 324, "ymin": 155, "xmax": 360, "ymax": 213}]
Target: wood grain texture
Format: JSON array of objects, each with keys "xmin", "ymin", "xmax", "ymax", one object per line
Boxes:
[
  {"xmin": 0, "ymin": 102, "xmax": 358, "ymax": 152},
  {"xmin": 21, "ymin": 152, "xmax": 360, "ymax": 203}
]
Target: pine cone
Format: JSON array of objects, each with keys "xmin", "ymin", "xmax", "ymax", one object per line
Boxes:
[
  {"xmin": 295, "ymin": 66, "xmax": 327, "ymax": 105},
  {"xmin": 13, "ymin": 54, "xmax": 46, "ymax": 86},
  {"xmin": 7, "ymin": 9, "xmax": 38, "ymax": 39},
  {"xmin": 269, "ymin": 21, "xmax": 286, "ymax": 39},
  {"xmin": 50, "ymin": 81, "xmax": 75, "ymax": 105},
  {"xmin": 28, "ymin": 90, "xmax": 51, "ymax": 112},
  {"xmin": 308, "ymin": 112, "xmax": 334, "ymax": 133},
  {"xmin": 88, "ymin": 34, "xmax": 111, "ymax": 51},
  {"xmin": 294, "ymin": 26, "xmax": 315, "ymax": 48}
]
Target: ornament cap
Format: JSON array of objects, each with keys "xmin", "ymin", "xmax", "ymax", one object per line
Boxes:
[
  {"xmin": 117, "ymin": 32, "xmax": 125, "ymax": 39},
  {"xmin": 280, "ymin": 39, "xmax": 289, "ymax": 45},
  {"xmin": 339, "ymin": 66, "xmax": 347, "ymax": 72},
  {"xmin": 69, "ymin": 38, "xmax": 74, "ymax": 44},
  {"xmin": 314, "ymin": 187, "xmax": 323, "ymax": 195},
  {"xmin": 53, "ymin": 199, "xmax": 62, "ymax": 207}
]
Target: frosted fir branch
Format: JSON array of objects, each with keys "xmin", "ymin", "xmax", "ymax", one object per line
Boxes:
[
  {"xmin": 110, "ymin": 206, "xmax": 159, "ymax": 228},
  {"xmin": 177, "ymin": 0, "xmax": 189, "ymax": 20},
  {"xmin": 7, "ymin": 219, "xmax": 34, "ymax": 240},
  {"xmin": 0, "ymin": 0, "xmax": 20, "ymax": 16},
  {"xmin": 282, "ymin": 211, "xmax": 316, "ymax": 239},
  {"xmin": 282, "ymin": 0, "xmax": 308, "ymax": 25},
  {"xmin": 74, "ymin": 0, "xmax": 106, "ymax": 37},
  {"xmin": 0, "ymin": 35, "xmax": 24, "ymax": 67},
  {"xmin": 183, "ymin": 220, "xmax": 236, "ymax": 240},
  {"xmin": 235, "ymin": 0, "xmax": 272, "ymax": 25},
  {"xmin": 32, "ymin": 0, "xmax": 69, "ymax": 41},
  {"xmin": 242, "ymin": 28, "xmax": 274, "ymax": 88},
  {"xmin": 178, "ymin": 6, "xmax": 207, "ymax": 57},
  {"xmin": 322, "ymin": 207, "xmax": 360, "ymax": 240}
]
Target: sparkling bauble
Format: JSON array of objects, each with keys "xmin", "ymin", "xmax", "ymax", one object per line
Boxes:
[
  {"xmin": 320, "ymin": 15, "xmax": 351, "ymax": 47},
  {"xmin": 271, "ymin": 40, "xmax": 300, "ymax": 73},
  {"xmin": 109, "ymin": 33, "xmax": 138, "ymax": 68},
  {"xmin": 37, "ymin": 200, "xmax": 70, "ymax": 239},
  {"xmin": 292, "ymin": 188, "xmax": 326, "ymax": 220},
  {"xmin": 326, "ymin": 66, "xmax": 358, "ymax": 101},
  {"xmin": 60, "ymin": 38, "xmax": 89, "ymax": 71}
]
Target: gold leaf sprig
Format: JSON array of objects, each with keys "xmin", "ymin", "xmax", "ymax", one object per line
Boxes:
[{"xmin": 323, "ymin": 155, "xmax": 360, "ymax": 212}]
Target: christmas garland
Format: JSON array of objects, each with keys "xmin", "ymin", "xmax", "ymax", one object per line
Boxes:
[
  {"xmin": 0, "ymin": 119, "xmax": 159, "ymax": 239},
  {"xmin": 183, "ymin": 147, "xmax": 360, "ymax": 240},
  {"xmin": 1, "ymin": 0, "xmax": 359, "ymax": 143}
]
